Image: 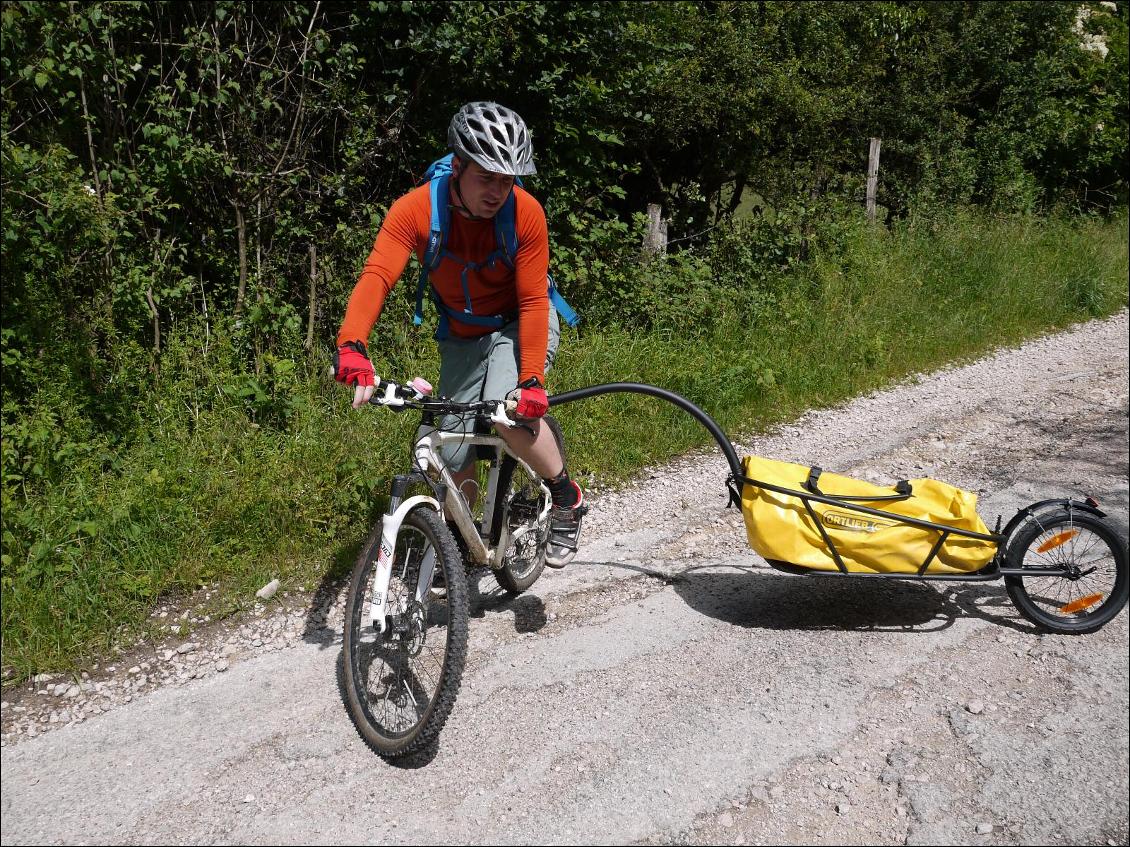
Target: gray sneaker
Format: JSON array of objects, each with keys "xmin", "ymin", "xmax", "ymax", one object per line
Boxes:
[{"xmin": 545, "ymin": 487, "xmax": 587, "ymax": 569}]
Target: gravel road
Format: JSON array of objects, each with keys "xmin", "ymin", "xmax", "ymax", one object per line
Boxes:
[{"xmin": 2, "ymin": 312, "xmax": 1128, "ymax": 846}]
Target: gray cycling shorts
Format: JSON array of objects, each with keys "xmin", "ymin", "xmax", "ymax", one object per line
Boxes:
[{"xmin": 422, "ymin": 309, "xmax": 561, "ymax": 472}]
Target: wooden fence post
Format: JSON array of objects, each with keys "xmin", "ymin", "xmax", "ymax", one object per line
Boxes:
[
  {"xmin": 866, "ymin": 137, "xmax": 882, "ymax": 222},
  {"xmin": 643, "ymin": 203, "xmax": 668, "ymax": 256}
]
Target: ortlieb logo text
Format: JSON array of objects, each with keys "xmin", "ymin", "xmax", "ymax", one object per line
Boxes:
[{"xmin": 822, "ymin": 510, "xmax": 897, "ymax": 533}]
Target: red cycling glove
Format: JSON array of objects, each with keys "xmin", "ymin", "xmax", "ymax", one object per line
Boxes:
[
  {"xmin": 507, "ymin": 377, "xmax": 548, "ymax": 419},
  {"xmin": 333, "ymin": 340, "xmax": 375, "ymax": 387}
]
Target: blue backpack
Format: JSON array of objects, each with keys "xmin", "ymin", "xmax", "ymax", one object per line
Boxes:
[{"xmin": 413, "ymin": 153, "xmax": 580, "ymax": 339}]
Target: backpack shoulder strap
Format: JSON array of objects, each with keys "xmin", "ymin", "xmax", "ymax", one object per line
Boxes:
[
  {"xmin": 499, "ymin": 188, "xmax": 581, "ymax": 328},
  {"xmin": 421, "ymin": 152, "xmax": 454, "ymax": 183},
  {"xmin": 425, "ymin": 172, "xmax": 450, "ymax": 269},
  {"xmin": 414, "ymin": 162, "xmax": 452, "ymax": 326},
  {"xmin": 548, "ymin": 274, "xmax": 580, "ymax": 328}
]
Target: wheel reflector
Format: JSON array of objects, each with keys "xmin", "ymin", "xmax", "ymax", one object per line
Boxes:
[
  {"xmin": 1036, "ymin": 529, "xmax": 1079, "ymax": 553},
  {"xmin": 1059, "ymin": 593, "xmax": 1104, "ymax": 614}
]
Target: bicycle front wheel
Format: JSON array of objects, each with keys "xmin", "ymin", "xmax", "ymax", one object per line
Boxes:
[
  {"xmin": 342, "ymin": 505, "xmax": 469, "ymax": 758},
  {"xmin": 1004, "ymin": 508, "xmax": 1128, "ymax": 635}
]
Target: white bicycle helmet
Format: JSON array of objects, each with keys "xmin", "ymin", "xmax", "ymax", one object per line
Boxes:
[{"xmin": 448, "ymin": 101, "xmax": 536, "ymax": 177}]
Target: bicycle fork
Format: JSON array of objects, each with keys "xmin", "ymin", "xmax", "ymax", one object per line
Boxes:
[{"xmin": 368, "ymin": 475, "xmax": 444, "ymax": 635}]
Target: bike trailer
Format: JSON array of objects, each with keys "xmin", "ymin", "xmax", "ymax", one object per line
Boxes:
[
  {"xmin": 739, "ymin": 455, "xmax": 999, "ymax": 575},
  {"xmin": 548, "ymin": 382, "xmax": 1127, "ymax": 633}
]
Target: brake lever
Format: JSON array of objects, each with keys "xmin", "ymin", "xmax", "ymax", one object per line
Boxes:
[
  {"xmin": 368, "ymin": 382, "xmax": 404, "ymax": 407},
  {"xmin": 490, "ymin": 401, "xmax": 519, "ymax": 428}
]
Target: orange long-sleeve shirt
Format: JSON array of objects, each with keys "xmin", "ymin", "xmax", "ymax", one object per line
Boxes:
[{"xmin": 338, "ymin": 182, "xmax": 552, "ymax": 383}]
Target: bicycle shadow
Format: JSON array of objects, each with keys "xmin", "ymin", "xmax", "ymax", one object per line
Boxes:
[
  {"xmin": 300, "ymin": 538, "xmax": 359, "ymax": 650},
  {"xmin": 620, "ymin": 560, "xmax": 1038, "ymax": 634},
  {"xmin": 466, "ymin": 568, "xmax": 549, "ymax": 634}
]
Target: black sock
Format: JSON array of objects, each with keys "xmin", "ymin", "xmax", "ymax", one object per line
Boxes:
[{"xmin": 546, "ymin": 469, "xmax": 579, "ymax": 509}]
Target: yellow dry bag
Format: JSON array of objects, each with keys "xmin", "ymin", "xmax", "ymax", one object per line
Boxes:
[{"xmin": 740, "ymin": 455, "xmax": 998, "ymax": 574}]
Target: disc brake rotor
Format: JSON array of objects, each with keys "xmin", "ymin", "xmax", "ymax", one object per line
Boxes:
[{"xmin": 403, "ymin": 602, "xmax": 427, "ymax": 657}]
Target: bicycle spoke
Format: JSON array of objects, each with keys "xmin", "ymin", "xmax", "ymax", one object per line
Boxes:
[
  {"xmin": 347, "ymin": 512, "xmax": 473, "ymax": 759},
  {"xmin": 1016, "ymin": 519, "xmax": 1121, "ymax": 623}
]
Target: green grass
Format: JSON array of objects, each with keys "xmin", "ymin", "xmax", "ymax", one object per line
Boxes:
[{"xmin": 2, "ymin": 210, "xmax": 1127, "ymax": 680}]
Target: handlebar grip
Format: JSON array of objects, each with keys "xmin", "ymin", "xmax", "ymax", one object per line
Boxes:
[{"xmin": 363, "ymin": 378, "xmax": 393, "ymax": 404}]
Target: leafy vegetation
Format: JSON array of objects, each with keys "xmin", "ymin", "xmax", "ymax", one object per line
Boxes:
[{"xmin": 2, "ymin": 1, "xmax": 1128, "ymax": 676}]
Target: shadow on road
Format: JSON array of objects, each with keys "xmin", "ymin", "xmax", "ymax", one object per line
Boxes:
[
  {"xmin": 300, "ymin": 560, "xmax": 548, "ymax": 655},
  {"xmin": 466, "ymin": 568, "xmax": 549, "ymax": 632},
  {"xmin": 627, "ymin": 561, "xmax": 1043, "ymax": 634}
]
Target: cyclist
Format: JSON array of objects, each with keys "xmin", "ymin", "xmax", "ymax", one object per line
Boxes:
[{"xmin": 333, "ymin": 101, "xmax": 585, "ymax": 568}]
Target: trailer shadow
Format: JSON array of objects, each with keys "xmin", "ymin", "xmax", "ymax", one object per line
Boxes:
[{"xmin": 665, "ymin": 564, "xmax": 1037, "ymax": 634}]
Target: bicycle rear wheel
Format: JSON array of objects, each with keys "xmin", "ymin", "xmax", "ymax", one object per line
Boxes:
[
  {"xmin": 491, "ymin": 415, "xmax": 563, "ymax": 594},
  {"xmin": 493, "ymin": 457, "xmax": 549, "ymax": 593},
  {"xmin": 1004, "ymin": 507, "xmax": 1128, "ymax": 635},
  {"xmin": 342, "ymin": 505, "xmax": 469, "ymax": 758}
]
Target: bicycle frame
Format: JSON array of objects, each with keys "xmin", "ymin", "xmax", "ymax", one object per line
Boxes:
[
  {"xmin": 411, "ymin": 427, "xmax": 551, "ymax": 569},
  {"xmin": 365, "ymin": 397, "xmax": 551, "ymax": 634}
]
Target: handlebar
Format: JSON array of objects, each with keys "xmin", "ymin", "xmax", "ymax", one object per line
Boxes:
[
  {"xmin": 328, "ymin": 360, "xmax": 522, "ymax": 427},
  {"xmin": 364, "ymin": 376, "xmax": 520, "ymax": 427}
]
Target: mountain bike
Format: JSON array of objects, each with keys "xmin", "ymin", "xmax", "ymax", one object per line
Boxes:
[{"xmin": 340, "ymin": 375, "xmax": 562, "ymax": 759}]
